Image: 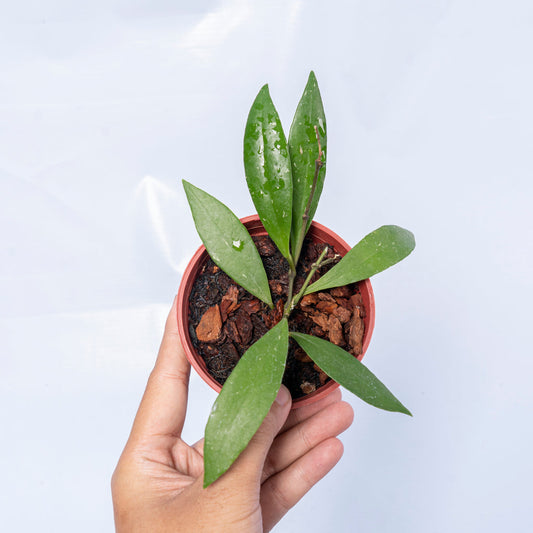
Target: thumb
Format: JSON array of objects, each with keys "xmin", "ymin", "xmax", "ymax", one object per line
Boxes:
[{"xmin": 230, "ymin": 385, "xmax": 292, "ymax": 484}]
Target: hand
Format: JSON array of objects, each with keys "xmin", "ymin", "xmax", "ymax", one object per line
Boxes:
[{"xmin": 112, "ymin": 295, "xmax": 354, "ymax": 532}]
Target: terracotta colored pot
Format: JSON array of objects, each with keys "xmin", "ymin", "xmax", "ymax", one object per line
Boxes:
[{"xmin": 177, "ymin": 215, "xmax": 375, "ymax": 409}]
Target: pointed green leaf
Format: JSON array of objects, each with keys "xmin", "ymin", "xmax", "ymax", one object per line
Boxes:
[
  {"xmin": 244, "ymin": 85, "xmax": 293, "ymax": 260},
  {"xmin": 288, "ymin": 71, "xmax": 327, "ymax": 250},
  {"xmin": 183, "ymin": 180, "xmax": 273, "ymax": 307},
  {"xmin": 291, "ymin": 333, "xmax": 411, "ymax": 415},
  {"xmin": 306, "ymin": 225, "xmax": 415, "ymax": 294},
  {"xmin": 204, "ymin": 319, "xmax": 289, "ymax": 487}
]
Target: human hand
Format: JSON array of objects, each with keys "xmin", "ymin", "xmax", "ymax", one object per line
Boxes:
[{"xmin": 112, "ymin": 295, "xmax": 354, "ymax": 532}]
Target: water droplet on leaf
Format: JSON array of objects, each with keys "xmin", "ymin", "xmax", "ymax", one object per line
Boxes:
[{"xmin": 232, "ymin": 239, "xmax": 244, "ymax": 251}]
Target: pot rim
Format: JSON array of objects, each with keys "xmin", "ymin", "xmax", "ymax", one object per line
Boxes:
[{"xmin": 177, "ymin": 215, "xmax": 375, "ymax": 409}]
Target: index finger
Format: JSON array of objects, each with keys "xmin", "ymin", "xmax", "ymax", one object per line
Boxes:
[{"xmin": 130, "ymin": 295, "xmax": 191, "ymax": 441}]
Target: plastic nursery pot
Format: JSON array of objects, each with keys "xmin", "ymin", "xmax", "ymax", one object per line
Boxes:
[{"xmin": 177, "ymin": 215, "xmax": 376, "ymax": 409}]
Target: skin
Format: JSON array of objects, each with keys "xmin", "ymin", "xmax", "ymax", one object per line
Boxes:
[{"xmin": 112, "ymin": 295, "xmax": 354, "ymax": 532}]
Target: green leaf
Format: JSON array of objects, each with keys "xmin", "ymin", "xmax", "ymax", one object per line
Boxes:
[
  {"xmin": 291, "ymin": 332, "xmax": 411, "ymax": 416},
  {"xmin": 306, "ymin": 225, "xmax": 415, "ymax": 294},
  {"xmin": 183, "ymin": 180, "xmax": 273, "ymax": 307},
  {"xmin": 244, "ymin": 85, "xmax": 293, "ymax": 260},
  {"xmin": 288, "ymin": 71, "xmax": 327, "ymax": 253},
  {"xmin": 204, "ymin": 318, "xmax": 289, "ymax": 487}
]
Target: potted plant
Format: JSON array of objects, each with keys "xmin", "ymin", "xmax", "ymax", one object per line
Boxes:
[{"xmin": 177, "ymin": 71, "xmax": 415, "ymax": 487}]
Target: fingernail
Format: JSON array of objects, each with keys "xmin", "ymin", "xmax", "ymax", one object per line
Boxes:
[{"xmin": 275, "ymin": 386, "xmax": 290, "ymax": 406}]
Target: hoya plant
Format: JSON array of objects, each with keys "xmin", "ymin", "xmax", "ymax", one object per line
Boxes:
[{"xmin": 182, "ymin": 71, "xmax": 415, "ymax": 487}]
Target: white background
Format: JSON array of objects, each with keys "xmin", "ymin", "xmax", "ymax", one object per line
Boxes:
[{"xmin": 1, "ymin": 1, "xmax": 532, "ymax": 531}]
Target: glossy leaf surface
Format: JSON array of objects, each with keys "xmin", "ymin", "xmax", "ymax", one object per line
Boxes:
[
  {"xmin": 288, "ymin": 71, "xmax": 327, "ymax": 251},
  {"xmin": 291, "ymin": 333, "xmax": 411, "ymax": 415},
  {"xmin": 204, "ymin": 319, "xmax": 289, "ymax": 487},
  {"xmin": 306, "ymin": 225, "xmax": 415, "ymax": 294},
  {"xmin": 183, "ymin": 180, "xmax": 273, "ymax": 307},
  {"xmin": 244, "ymin": 85, "xmax": 293, "ymax": 260}
]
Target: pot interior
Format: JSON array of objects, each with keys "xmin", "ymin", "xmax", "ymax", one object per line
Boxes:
[{"xmin": 177, "ymin": 215, "xmax": 375, "ymax": 408}]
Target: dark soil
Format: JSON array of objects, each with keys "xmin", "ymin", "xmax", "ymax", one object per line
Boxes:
[{"xmin": 188, "ymin": 235, "xmax": 366, "ymax": 400}]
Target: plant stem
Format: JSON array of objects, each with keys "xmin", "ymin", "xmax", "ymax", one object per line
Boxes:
[
  {"xmin": 290, "ymin": 246, "xmax": 329, "ymax": 312},
  {"xmin": 283, "ymin": 126, "xmax": 325, "ymax": 319},
  {"xmin": 316, "ymin": 254, "xmax": 340, "ymax": 268}
]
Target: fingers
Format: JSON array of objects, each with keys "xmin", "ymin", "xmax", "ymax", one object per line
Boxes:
[
  {"xmin": 170, "ymin": 439, "xmax": 205, "ymax": 480},
  {"xmin": 281, "ymin": 388, "xmax": 343, "ymax": 433},
  {"xmin": 262, "ymin": 400, "xmax": 353, "ymax": 483},
  {"xmin": 130, "ymin": 295, "xmax": 191, "ymax": 441},
  {"xmin": 192, "ymin": 438, "xmax": 204, "ymax": 456},
  {"xmin": 261, "ymin": 437, "xmax": 345, "ymax": 532},
  {"xmin": 229, "ymin": 385, "xmax": 292, "ymax": 484}
]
